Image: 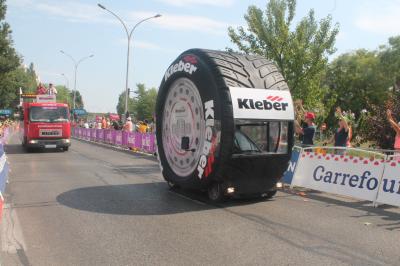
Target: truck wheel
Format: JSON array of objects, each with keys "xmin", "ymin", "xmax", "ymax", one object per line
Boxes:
[
  {"xmin": 207, "ymin": 183, "xmax": 226, "ymax": 202},
  {"xmin": 263, "ymin": 190, "xmax": 277, "ymax": 199},
  {"xmin": 155, "ymin": 49, "xmax": 290, "ymax": 188}
]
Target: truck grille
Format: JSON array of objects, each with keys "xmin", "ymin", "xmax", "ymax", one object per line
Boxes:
[{"xmin": 39, "ymin": 129, "xmax": 62, "ymax": 137}]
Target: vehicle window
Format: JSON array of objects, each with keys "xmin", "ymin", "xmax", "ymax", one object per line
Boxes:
[
  {"xmin": 234, "ymin": 130, "xmax": 261, "ymax": 153},
  {"xmin": 30, "ymin": 106, "xmax": 69, "ymax": 123},
  {"xmin": 234, "ymin": 121, "xmax": 289, "ymax": 154}
]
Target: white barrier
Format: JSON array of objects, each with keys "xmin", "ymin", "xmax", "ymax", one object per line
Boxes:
[
  {"xmin": 287, "ymin": 146, "xmax": 400, "ymax": 207},
  {"xmin": 292, "ymin": 147, "xmax": 386, "ymax": 202},
  {"xmin": 376, "ymin": 155, "xmax": 400, "ymax": 206}
]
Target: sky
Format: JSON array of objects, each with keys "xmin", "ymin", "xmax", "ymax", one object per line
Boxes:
[{"xmin": 6, "ymin": 0, "xmax": 400, "ymax": 113}]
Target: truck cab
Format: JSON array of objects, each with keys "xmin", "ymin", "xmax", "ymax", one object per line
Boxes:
[{"xmin": 21, "ymin": 95, "xmax": 71, "ymax": 151}]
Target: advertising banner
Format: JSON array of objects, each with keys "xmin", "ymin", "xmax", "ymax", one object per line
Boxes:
[
  {"xmin": 229, "ymin": 87, "xmax": 294, "ymax": 121},
  {"xmin": 90, "ymin": 128, "xmax": 96, "ymax": 141},
  {"xmin": 111, "ymin": 130, "xmax": 117, "ymax": 145},
  {"xmin": 127, "ymin": 132, "xmax": 136, "ymax": 148},
  {"xmin": 376, "ymin": 156, "xmax": 400, "ymax": 207},
  {"xmin": 98, "ymin": 129, "xmax": 104, "ymax": 142},
  {"xmin": 104, "ymin": 130, "xmax": 111, "ymax": 144},
  {"xmin": 122, "ymin": 131, "xmax": 128, "ymax": 147},
  {"xmin": 135, "ymin": 132, "xmax": 142, "ymax": 149},
  {"xmin": 281, "ymin": 146, "xmax": 301, "ymax": 184},
  {"xmin": 292, "ymin": 150, "xmax": 386, "ymax": 202},
  {"xmin": 115, "ymin": 131, "xmax": 123, "ymax": 146}
]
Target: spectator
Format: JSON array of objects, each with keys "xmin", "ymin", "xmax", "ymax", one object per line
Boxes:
[
  {"xmin": 36, "ymin": 83, "xmax": 47, "ymax": 94},
  {"xmin": 386, "ymin": 109, "xmax": 400, "ymax": 152},
  {"xmin": 112, "ymin": 120, "xmax": 120, "ymax": 130},
  {"xmin": 84, "ymin": 121, "xmax": 89, "ymax": 128},
  {"xmin": 106, "ymin": 118, "xmax": 111, "ymax": 129},
  {"xmin": 137, "ymin": 121, "xmax": 148, "ymax": 134},
  {"xmin": 325, "ymin": 107, "xmax": 349, "ymax": 151},
  {"xmin": 48, "ymin": 83, "xmax": 57, "ymax": 95},
  {"xmin": 101, "ymin": 116, "xmax": 107, "ymax": 129},
  {"xmin": 295, "ymin": 112, "xmax": 316, "ymax": 146},
  {"xmin": 123, "ymin": 117, "xmax": 134, "ymax": 132}
]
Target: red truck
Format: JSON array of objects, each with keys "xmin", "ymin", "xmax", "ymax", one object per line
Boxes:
[{"xmin": 21, "ymin": 95, "xmax": 71, "ymax": 151}]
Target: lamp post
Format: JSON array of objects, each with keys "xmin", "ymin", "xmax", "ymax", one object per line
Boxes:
[
  {"xmin": 97, "ymin": 3, "xmax": 161, "ymax": 120},
  {"xmin": 60, "ymin": 73, "xmax": 69, "ymax": 89},
  {"xmin": 61, "ymin": 73, "xmax": 71, "ymax": 106},
  {"xmin": 60, "ymin": 50, "xmax": 94, "ymax": 109}
]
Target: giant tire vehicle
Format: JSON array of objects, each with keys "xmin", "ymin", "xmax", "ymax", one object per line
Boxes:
[{"xmin": 156, "ymin": 49, "xmax": 294, "ymax": 201}]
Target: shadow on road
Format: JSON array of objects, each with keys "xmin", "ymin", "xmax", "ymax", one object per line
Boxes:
[
  {"xmin": 57, "ymin": 182, "xmax": 216, "ymax": 215},
  {"xmin": 56, "ymin": 181, "xmax": 270, "ymax": 216},
  {"xmin": 4, "ymin": 144, "xmax": 63, "ymax": 154},
  {"xmin": 280, "ymin": 189, "xmax": 400, "ymax": 231}
]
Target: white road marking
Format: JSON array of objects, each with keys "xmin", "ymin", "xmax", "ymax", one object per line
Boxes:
[{"xmin": 1, "ymin": 204, "xmax": 27, "ymax": 254}]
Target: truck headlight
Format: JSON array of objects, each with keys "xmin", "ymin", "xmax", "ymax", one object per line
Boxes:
[
  {"xmin": 29, "ymin": 140, "xmax": 38, "ymax": 144},
  {"xmin": 63, "ymin": 139, "xmax": 70, "ymax": 143}
]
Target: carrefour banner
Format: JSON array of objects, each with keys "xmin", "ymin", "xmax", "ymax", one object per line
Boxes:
[
  {"xmin": 376, "ymin": 156, "xmax": 400, "ymax": 206},
  {"xmin": 292, "ymin": 151, "xmax": 385, "ymax": 202}
]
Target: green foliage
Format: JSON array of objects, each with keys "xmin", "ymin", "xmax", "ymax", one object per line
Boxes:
[
  {"xmin": 228, "ymin": 0, "xmax": 339, "ymax": 110},
  {"xmin": 359, "ymin": 91, "xmax": 400, "ymax": 149},
  {"xmin": 116, "ymin": 90, "xmax": 135, "ymax": 116},
  {"xmin": 0, "ymin": 0, "xmax": 24, "ymax": 108},
  {"xmin": 325, "ymin": 49, "xmax": 390, "ymax": 117},
  {"xmin": 53, "ymin": 85, "xmax": 84, "ymax": 108},
  {"xmin": 325, "ymin": 37, "xmax": 400, "ymax": 145},
  {"xmin": 116, "ymin": 83, "xmax": 157, "ymax": 121}
]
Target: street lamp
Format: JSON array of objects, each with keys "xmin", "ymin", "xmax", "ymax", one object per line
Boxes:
[
  {"xmin": 60, "ymin": 73, "xmax": 69, "ymax": 89},
  {"xmin": 60, "ymin": 50, "xmax": 94, "ymax": 109},
  {"xmin": 98, "ymin": 3, "xmax": 161, "ymax": 120}
]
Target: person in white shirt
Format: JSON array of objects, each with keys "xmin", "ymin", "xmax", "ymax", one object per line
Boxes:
[{"xmin": 48, "ymin": 83, "xmax": 58, "ymax": 95}]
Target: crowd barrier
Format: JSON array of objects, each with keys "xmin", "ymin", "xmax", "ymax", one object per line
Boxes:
[
  {"xmin": 0, "ymin": 127, "xmax": 12, "ymax": 220},
  {"xmin": 283, "ymin": 146, "xmax": 400, "ymax": 208},
  {"xmin": 72, "ymin": 128, "xmax": 156, "ymax": 154}
]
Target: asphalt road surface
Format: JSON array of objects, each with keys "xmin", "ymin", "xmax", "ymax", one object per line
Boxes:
[{"xmin": 1, "ymin": 135, "xmax": 400, "ymax": 266}]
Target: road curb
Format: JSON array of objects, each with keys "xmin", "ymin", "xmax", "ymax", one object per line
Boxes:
[{"xmin": 72, "ymin": 137, "xmax": 158, "ymax": 162}]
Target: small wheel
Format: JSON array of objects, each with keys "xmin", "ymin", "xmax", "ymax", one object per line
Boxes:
[
  {"xmin": 63, "ymin": 147, "xmax": 69, "ymax": 151},
  {"xmin": 263, "ymin": 190, "xmax": 277, "ymax": 199},
  {"xmin": 207, "ymin": 183, "xmax": 226, "ymax": 202},
  {"xmin": 166, "ymin": 181, "xmax": 179, "ymax": 189}
]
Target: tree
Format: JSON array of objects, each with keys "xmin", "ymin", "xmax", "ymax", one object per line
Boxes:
[
  {"xmin": 116, "ymin": 83, "xmax": 157, "ymax": 121},
  {"xmin": 0, "ymin": 0, "xmax": 22, "ymax": 108},
  {"xmin": 70, "ymin": 90, "xmax": 84, "ymax": 108},
  {"xmin": 116, "ymin": 90, "xmax": 136, "ymax": 117},
  {"xmin": 325, "ymin": 49, "xmax": 390, "ymax": 118},
  {"xmin": 378, "ymin": 36, "xmax": 400, "ymax": 89},
  {"xmin": 359, "ymin": 91, "xmax": 400, "ymax": 149},
  {"xmin": 228, "ymin": 0, "xmax": 339, "ymax": 110},
  {"xmin": 134, "ymin": 83, "xmax": 157, "ymax": 121}
]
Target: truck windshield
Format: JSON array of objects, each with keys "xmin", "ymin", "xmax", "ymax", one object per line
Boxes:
[
  {"xmin": 234, "ymin": 121, "xmax": 289, "ymax": 154},
  {"xmin": 30, "ymin": 106, "xmax": 69, "ymax": 123}
]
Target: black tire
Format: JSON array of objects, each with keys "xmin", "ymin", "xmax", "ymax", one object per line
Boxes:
[
  {"xmin": 207, "ymin": 183, "xmax": 226, "ymax": 202},
  {"xmin": 263, "ymin": 190, "xmax": 277, "ymax": 199},
  {"xmin": 63, "ymin": 147, "xmax": 69, "ymax": 152},
  {"xmin": 156, "ymin": 49, "xmax": 291, "ymax": 189},
  {"xmin": 166, "ymin": 180, "xmax": 179, "ymax": 189}
]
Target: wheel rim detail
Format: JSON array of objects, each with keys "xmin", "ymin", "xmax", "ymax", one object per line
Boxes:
[{"xmin": 162, "ymin": 78, "xmax": 205, "ymax": 177}]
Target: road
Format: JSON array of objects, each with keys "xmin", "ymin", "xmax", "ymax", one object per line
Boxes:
[{"xmin": 1, "ymin": 135, "xmax": 400, "ymax": 266}]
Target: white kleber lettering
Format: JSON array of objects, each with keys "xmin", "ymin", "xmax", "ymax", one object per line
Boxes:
[
  {"xmin": 164, "ymin": 60, "xmax": 198, "ymax": 82},
  {"xmin": 197, "ymin": 100, "xmax": 215, "ymax": 179}
]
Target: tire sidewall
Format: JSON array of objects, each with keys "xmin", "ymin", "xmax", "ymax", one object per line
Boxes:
[{"xmin": 156, "ymin": 51, "xmax": 222, "ymax": 187}]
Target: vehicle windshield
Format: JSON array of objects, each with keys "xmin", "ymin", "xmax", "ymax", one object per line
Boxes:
[
  {"xmin": 233, "ymin": 121, "xmax": 289, "ymax": 154},
  {"xmin": 30, "ymin": 106, "xmax": 69, "ymax": 123}
]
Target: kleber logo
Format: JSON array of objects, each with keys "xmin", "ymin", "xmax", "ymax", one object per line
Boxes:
[
  {"xmin": 237, "ymin": 96, "xmax": 289, "ymax": 111},
  {"xmin": 266, "ymin": 95, "xmax": 284, "ymax": 102},
  {"xmin": 197, "ymin": 100, "xmax": 215, "ymax": 179},
  {"xmin": 164, "ymin": 55, "xmax": 198, "ymax": 82}
]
